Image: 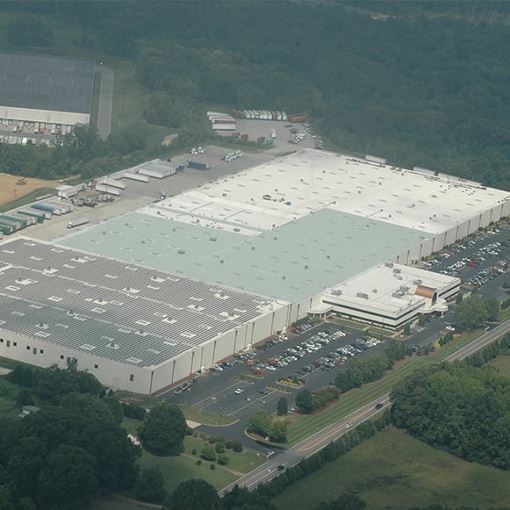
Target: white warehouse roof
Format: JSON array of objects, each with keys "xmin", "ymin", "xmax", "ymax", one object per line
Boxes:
[
  {"xmin": 322, "ymin": 263, "xmax": 460, "ymax": 318},
  {"xmin": 140, "ymin": 148, "xmax": 509, "ymax": 235}
]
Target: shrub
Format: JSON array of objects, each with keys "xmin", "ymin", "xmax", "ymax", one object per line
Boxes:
[
  {"xmin": 217, "ymin": 454, "xmax": 229, "ymax": 465},
  {"xmin": 200, "ymin": 447, "xmax": 216, "ymax": 462},
  {"xmin": 210, "ymin": 463, "xmax": 216, "ymax": 470},
  {"xmin": 121, "ymin": 403, "xmax": 146, "ymax": 421}
]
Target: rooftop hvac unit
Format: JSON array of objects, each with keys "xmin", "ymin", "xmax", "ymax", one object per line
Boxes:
[
  {"xmin": 399, "ymin": 286, "xmax": 409, "ymax": 293},
  {"xmin": 356, "ymin": 292, "xmax": 369, "ymax": 299},
  {"xmin": 413, "ymin": 279, "xmax": 423, "ymax": 285},
  {"xmin": 372, "ymin": 289, "xmax": 378, "ymax": 293},
  {"xmin": 331, "ymin": 289, "xmax": 342, "ymax": 296},
  {"xmin": 385, "ymin": 261, "xmax": 394, "ymax": 268},
  {"xmin": 393, "ymin": 268, "xmax": 401, "ymax": 274},
  {"xmin": 392, "ymin": 291, "xmax": 403, "ymax": 298}
]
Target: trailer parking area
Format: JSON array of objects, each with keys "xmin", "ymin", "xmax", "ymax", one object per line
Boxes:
[{"xmin": 18, "ymin": 145, "xmax": 274, "ymax": 242}]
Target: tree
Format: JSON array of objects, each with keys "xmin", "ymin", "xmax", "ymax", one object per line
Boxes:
[
  {"xmin": 455, "ymin": 294, "xmax": 498, "ymax": 330},
  {"xmin": 165, "ymin": 479, "xmax": 221, "ymax": 510},
  {"xmin": 277, "ymin": 396, "xmax": 288, "ymax": 416},
  {"xmin": 16, "ymin": 389, "xmax": 34, "ymax": 407},
  {"xmin": 296, "ymin": 389, "xmax": 315, "ymax": 414},
  {"xmin": 139, "ymin": 403, "xmax": 187, "ymax": 456},
  {"xmin": 36, "ymin": 445, "xmax": 97, "ymax": 510},
  {"xmin": 403, "ymin": 323, "xmax": 411, "ymax": 336},
  {"xmin": 391, "ymin": 363, "xmax": 510, "ymax": 469},
  {"xmin": 136, "ymin": 468, "xmax": 166, "ymax": 503},
  {"xmin": 268, "ymin": 421, "xmax": 287, "ymax": 443},
  {"xmin": 247, "ymin": 410, "xmax": 273, "ymax": 437},
  {"xmin": 418, "ymin": 314, "xmax": 426, "ymax": 327}
]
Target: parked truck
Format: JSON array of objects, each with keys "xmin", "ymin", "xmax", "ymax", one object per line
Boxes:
[
  {"xmin": 187, "ymin": 160, "xmax": 210, "ymax": 171},
  {"xmin": 67, "ymin": 217, "xmax": 90, "ymax": 229},
  {"xmin": 289, "ymin": 114, "xmax": 307, "ymax": 123}
]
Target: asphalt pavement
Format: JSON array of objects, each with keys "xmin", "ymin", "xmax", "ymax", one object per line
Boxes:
[{"xmin": 97, "ymin": 67, "xmax": 114, "ymax": 140}]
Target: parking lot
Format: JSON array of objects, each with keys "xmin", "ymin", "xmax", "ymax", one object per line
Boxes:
[
  {"xmin": 420, "ymin": 221, "xmax": 510, "ymax": 298},
  {"xmin": 230, "ymin": 119, "xmax": 318, "ymax": 154},
  {"xmin": 166, "ymin": 322, "xmax": 391, "ymax": 422}
]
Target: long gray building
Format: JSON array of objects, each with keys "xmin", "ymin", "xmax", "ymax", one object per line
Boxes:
[{"xmin": 0, "ymin": 53, "xmax": 95, "ymax": 125}]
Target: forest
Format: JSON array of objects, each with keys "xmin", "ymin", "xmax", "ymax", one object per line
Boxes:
[
  {"xmin": 0, "ymin": 1, "xmax": 509, "ymax": 187},
  {"xmin": 391, "ymin": 362, "xmax": 510, "ymax": 470}
]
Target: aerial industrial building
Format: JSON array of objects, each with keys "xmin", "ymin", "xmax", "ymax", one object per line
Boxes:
[
  {"xmin": 0, "ymin": 149, "xmax": 508, "ymax": 393},
  {"xmin": 0, "ymin": 53, "xmax": 95, "ymax": 126}
]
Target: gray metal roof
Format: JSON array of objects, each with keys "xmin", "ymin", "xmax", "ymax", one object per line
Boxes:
[
  {"xmin": 0, "ymin": 238, "xmax": 281, "ymax": 368},
  {"xmin": 0, "ymin": 53, "xmax": 95, "ymax": 114}
]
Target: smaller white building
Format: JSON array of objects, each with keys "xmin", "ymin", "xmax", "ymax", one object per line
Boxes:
[{"xmin": 320, "ymin": 263, "xmax": 460, "ymax": 329}]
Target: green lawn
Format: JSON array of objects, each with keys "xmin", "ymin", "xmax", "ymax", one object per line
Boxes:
[
  {"xmin": 274, "ymin": 427, "xmax": 510, "ymax": 510},
  {"xmin": 286, "ymin": 330, "xmax": 482, "ymax": 445},
  {"xmin": 178, "ymin": 404, "xmax": 237, "ymax": 426},
  {"xmin": 0, "ymin": 188, "xmax": 57, "ymax": 213},
  {"xmin": 121, "ymin": 417, "xmax": 265, "ymax": 494},
  {"xmin": 108, "ymin": 59, "xmax": 169, "ymax": 150}
]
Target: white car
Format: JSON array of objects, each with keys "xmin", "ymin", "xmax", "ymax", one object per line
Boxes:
[{"xmin": 234, "ymin": 388, "xmax": 244, "ymax": 394}]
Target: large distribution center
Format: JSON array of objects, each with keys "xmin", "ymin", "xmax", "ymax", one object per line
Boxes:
[
  {"xmin": 0, "ymin": 53, "xmax": 95, "ymax": 125},
  {"xmin": 1, "ymin": 149, "xmax": 509, "ymax": 393}
]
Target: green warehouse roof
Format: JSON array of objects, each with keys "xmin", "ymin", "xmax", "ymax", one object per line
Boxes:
[{"xmin": 61, "ymin": 209, "xmax": 427, "ymax": 302}]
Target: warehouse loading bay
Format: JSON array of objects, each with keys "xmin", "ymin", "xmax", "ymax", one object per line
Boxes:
[
  {"xmin": 21, "ymin": 145, "xmax": 274, "ymax": 241},
  {"xmin": 13, "ymin": 117, "xmax": 317, "ymax": 241}
]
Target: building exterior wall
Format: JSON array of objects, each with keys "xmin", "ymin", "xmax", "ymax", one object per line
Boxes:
[
  {"xmin": 0, "ymin": 327, "xmax": 151, "ymax": 394},
  {"xmin": 0, "ymin": 105, "xmax": 90, "ymax": 125}
]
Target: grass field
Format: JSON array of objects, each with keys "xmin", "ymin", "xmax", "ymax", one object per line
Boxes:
[
  {"xmin": 121, "ymin": 417, "xmax": 265, "ymax": 495},
  {"xmin": 488, "ymin": 351, "xmax": 510, "ymax": 379},
  {"xmin": 274, "ymin": 427, "xmax": 510, "ymax": 510},
  {"xmin": 108, "ymin": 60, "xmax": 169, "ymax": 150},
  {"xmin": 286, "ymin": 330, "xmax": 481, "ymax": 445}
]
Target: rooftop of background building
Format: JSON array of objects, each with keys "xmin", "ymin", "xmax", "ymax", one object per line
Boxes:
[{"xmin": 0, "ymin": 52, "xmax": 95, "ymax": 114}]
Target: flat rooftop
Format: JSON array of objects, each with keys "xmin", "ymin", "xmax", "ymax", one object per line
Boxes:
[
  {"xmin": 0, "ymin": 53, "xmax": 95, "ymax": 114},
  {"xmin": 61, "ymin": 209, "xmax": 426, "ymax": 302},
  {"xmin": 0, "ymin": 238, "xmax": 281, "ymax": 368},
  {"xmin": 323, "ymin": 263, "xmax": 459, "ymax": 315},
  {"xmin": 145, "ymin": 149, "xmax": 509, "ymax": 235}
]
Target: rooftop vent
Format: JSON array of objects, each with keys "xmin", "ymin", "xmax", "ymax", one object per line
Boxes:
[{"xmin": 356, "ymin": 292, "xmax": 369, "ymax": 299}]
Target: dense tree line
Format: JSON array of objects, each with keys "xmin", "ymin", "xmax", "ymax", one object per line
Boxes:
[
  {"xmin": 295, "ymin": 385, "xmax": 340, "ymax": 414},
  {"xmin": 454, "ymin": 294, "xmax": 500, "ymax": 330},
  {"xmin": 335, "ymin": 342, "xmax": 410, "ymax": 393},
  {"xmin": 0, "ymin": 2, "xmax": 509, "ymax": 188},
  {"xmin": 391, "ymin": 363, "xmax": 510, "ymax": 469},
  {"xmin": 465, "ymin": 333, "xmax": 510, "ymax": 368},
  {"xmin": 0, "ymin": 365, "xmax": 139, "ymax": 510}
]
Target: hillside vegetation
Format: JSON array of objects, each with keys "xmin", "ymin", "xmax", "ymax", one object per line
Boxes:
[{"xmin": 0, "ymin": 2, "xmax": 509, "ymax": 188}]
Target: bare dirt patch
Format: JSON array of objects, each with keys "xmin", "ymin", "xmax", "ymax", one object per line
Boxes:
[{"xmin": 0, "ymin": 173, "xmax": 57, "ymax": 206}]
